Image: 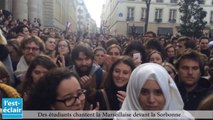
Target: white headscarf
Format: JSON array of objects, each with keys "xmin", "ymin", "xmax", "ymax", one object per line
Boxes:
[{"xmin": 120, "ymin": 63, "xmax": 184, "ymax": 111}]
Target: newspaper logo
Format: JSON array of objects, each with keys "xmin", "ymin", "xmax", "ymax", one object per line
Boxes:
[{"xmin": 2, "ymin": 98, "xmax": 23, "ymax": 119}]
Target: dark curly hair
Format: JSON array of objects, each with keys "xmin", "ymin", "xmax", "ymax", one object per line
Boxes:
[
  {"xmin": 25, "ymin": 68, "xmax": 79, "ymax": 110},
  {"xmin": 124, "ymin": 40, "xmax": 147, "ymax": 63}
]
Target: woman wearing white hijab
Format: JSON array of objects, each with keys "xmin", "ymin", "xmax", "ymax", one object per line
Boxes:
[{"xmin": 115, "ymin": 63, "xmax": 193, "ymax": 120}]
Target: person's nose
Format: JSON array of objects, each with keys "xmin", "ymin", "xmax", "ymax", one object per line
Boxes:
[
  {"xmin": 148, "ymin": 93, "xmax": 155, "ymax": 103},
  {"xmin": 118, "ymin": 72, "xmax": 124, "ymax": 78},
  {"xmin": 82, "ymin": 60, "xmax": 87, "ymax": 65},
  {"xmin": 188, "ymin": 68, "xmax": 193, "ymax": 75}
]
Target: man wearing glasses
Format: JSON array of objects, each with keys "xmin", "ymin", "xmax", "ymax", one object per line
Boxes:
[{"xmin": 14, "ymin": 36, "xmax": 44, "ymax": 81}]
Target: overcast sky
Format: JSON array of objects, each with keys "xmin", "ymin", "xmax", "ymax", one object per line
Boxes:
[{"xmin": 84, "ymin": 0, "xmax": 105, "ymax": 27}]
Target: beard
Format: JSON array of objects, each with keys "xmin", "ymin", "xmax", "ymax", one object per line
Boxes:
[
  {"xmin": 75, "ymin": 64, "xmax": 92, "ymax": 77},
  {"xmin": 25, "ymin": 54, "xmax": 35, "ymax": 64}
]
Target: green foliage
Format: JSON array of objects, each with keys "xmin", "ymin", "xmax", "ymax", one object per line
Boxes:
[{"xmin": 178, "ymin": 0, "xmax": 207, "ymax": 38}]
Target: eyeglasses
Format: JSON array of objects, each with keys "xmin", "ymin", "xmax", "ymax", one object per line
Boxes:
[
  {"xmin": 24, "ymin": 47, "xmax": 39, "ymax": 52},
  {"xmin": 56, "ymin": 89, "xmax": 86, "ymax": 107}
]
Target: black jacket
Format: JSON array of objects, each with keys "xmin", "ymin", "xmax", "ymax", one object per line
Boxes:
[
  {"xmin": 175, "ymin": 76, "xmax": 212, "ymax": 110},
  {"xmin": 0, "ymin": 44, "xmax": 9, "ymax": 61}
]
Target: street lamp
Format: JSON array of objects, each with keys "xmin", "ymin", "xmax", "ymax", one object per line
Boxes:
[{"xmin": 127, "ymin": 21, "xmax": 129, "ymax": 36}]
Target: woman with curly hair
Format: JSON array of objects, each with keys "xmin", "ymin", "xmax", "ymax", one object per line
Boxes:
[
  {"xmin": 123, "ymin": 40, "xmax": 147, "ymax": 66},
  {"xmin": 25, "ymin": 68, "xmax": 93, "ymax": 112}
]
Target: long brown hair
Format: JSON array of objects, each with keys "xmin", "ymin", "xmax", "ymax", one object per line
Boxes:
[{"xmin": 104, "ymin": 56, "xmax": 135, "ymax": 89}]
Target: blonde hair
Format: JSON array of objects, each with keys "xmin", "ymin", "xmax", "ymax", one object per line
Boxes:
[
  {"xmin": 0, "ymin": 83, "xmax": 20, "ymax": 98},
  {"xmin": 162, "ymin": 62, "xmax": 177, "ymax": 75},
  {"xmin": 107, "ymin": 44, "xmax": 122, "ymax": 55},
  {"xmin": 149, "ymin": 50, "xmax": 164, "ymax": 61},
  {"xmin": 0, "ymin": 29, "xmax": 7, "ymax": 45}
]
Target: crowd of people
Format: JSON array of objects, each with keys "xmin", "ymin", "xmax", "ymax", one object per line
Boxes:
[{"xmin": 0, "ymin": 9, "xmax": 213, "ymax": 120}]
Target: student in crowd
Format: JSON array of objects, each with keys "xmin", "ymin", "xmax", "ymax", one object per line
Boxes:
[
  {"xmin": 116, "ymin": 63, "xmax": 194, "ymax": 120},
  {"xmin": 174, "ymin": 49, "xmax": 212, "ymax": 110},
  {"xmin": 14, "ymin": 36, "xmax": 45, "ymax": 81},
  {"xmin": 93, "ymin": 46, "xmax": 106, "ymax": 68},
  {"xmin": 15, "ymin": 25, "xmax": 30, "ymax": 44},
  {"xmin": 165, "ymin": 44, "xmax": 175, "ymax": 64},
  {"xmin": 107, "ymin": 44, "xmax": 122, "ymax": 64},
  {"xmin": 142, "ymin": 31, "xmax": 157, "ymax": 45},
  {"xmin": 171, "ymin": 36, "xmax": 179, "ymax": 50},
  {"xmin": 48, "ymin": 29, "xmax": 56, "ymax": 38},
  {"xmin": 162, "ymin": 62, "xmax": 177, "ymax": 79},
  {"xmin": 175, "ymin": 36, "xmax": 196, "ymax": 56},
  {"xmin": 123, "ymin": 40, "xmax": 147, "ymax": 66},
  {"xmin": 25, "ymin": 68, "xmax": 99, "ymax": 112},
  {"xmin": 6, "ymin": 40, "xmax": 22, "ymax": 71},
  {"xmin": 104, "ymin": 44, "xmax": 122, "ymax": 72},
  {"xmin": 43, "ymin": 36, "xmax": 56, "ymax": 59},
  {"xmin": 55, "ymin": 39, "xmax": 72, "ymax": 67},
  {"xmin": 30, "ymin": 27, "xmax": 39, "ymax": 36},
  {"xmin": 158, "ymin": 36, "xmax": 168, "ymax": 47},
  {"xmin": 96, "ymin": 56, "xmax": 135, "ymax": 110},
  {"xmin": 105, "ymin": 38, "xmax": 119, "ymax": 49},
  {"xmin": 145, "ymin": 39, "xmax": 165, "ymax": 57},
  {"xmin": 118, "ymin": 63, "xmax": 185, "ymax": 111},
  {"xmin": 199, "ymin": 36, "xmax": 210, "ymax": 57},
  {"xmin": 149, "ymin": 50, "xmax": 164, "ymax": 65},
  {"xmin": 20, "ymin": 55, "xmax": 57, "ymax": 101},
  {"xmin": 70, "ymin": 43, "xmax": 106, "ymax": 109}
]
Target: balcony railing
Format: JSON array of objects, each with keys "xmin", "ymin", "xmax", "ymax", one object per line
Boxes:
[
  {"xmin": 168, "ymin": 19, "xmax": 176, "ymax": 23},
  {"xmin": 140, "ymin": 17, "xmax": 146, "ymax": 21},
  {"xmin": 155, "ymin": 18, "xmax": 162, "ymax": 23},
  {"xmin": 126, "ymin": 17, "xmax": 134, "ymax": 21}
]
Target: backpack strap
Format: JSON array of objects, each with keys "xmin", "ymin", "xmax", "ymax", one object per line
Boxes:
[{"xmin": 95, "ymin": 68, "xmax": 103, "ymax": 89}]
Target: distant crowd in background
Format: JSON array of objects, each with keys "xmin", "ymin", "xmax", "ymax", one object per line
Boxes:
[{"xmin": 1, "ymin": 9, "xmax": 213, "ymax": 119}]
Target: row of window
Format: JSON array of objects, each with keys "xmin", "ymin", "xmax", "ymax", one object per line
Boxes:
[
  {"xmin": 211, "ymin": 11, "xmax": 213, "ymax": 23},
  {"xmin": 127, "ymin": 7, "xmax": 177, "ymax": 22},
  {"xmin": 127, "ymin": 7, "xmax": 213, "ymax": 24},
  {"xmin": 140, "ymin": 0, "xmax": 208, "ymax": 4},
  {"xmin": 141, "ymin": 0, "xmax": 177, "ymax": 3}
]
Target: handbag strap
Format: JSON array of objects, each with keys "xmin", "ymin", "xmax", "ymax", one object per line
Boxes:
[{"xmin": 100, "ymin": 89, "xmax": 111, "ymax": 110}]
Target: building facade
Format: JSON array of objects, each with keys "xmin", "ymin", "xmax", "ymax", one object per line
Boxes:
[
  {"xmin": 76, "ymin": 0, "xmax": 97, "ymax": 35},
  {"xmin": 101, "ymin": 0, "xmax": 213, "ymax": 37},
  {"xmin": 0, "ymin": 0, "xmax": 79, "ymax": 32}
]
